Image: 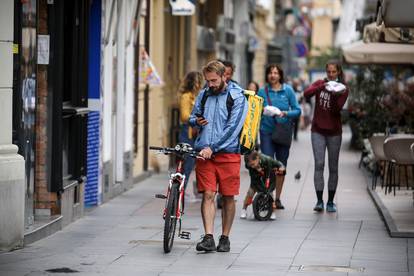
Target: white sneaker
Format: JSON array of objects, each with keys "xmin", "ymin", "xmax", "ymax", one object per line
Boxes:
[
  {"xmin": 240, "ymin": 209, "xmax": 247, "ymax": 219},
  {"xmin": 270, "ymin": 212, "xmax": 277, "ymax": 220}
]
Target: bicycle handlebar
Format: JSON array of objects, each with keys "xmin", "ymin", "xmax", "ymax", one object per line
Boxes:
[
  {"xmin": 149, "ymin": 145, "xmax": 200, "ymax": 158},
  {"xmin": 149, "ymin": 146, "xmax": 175, "ymax": 151}
]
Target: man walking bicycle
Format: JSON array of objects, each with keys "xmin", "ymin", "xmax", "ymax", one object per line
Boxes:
[{"xmin": 189, "ymin": 60, "xmax": 247, "ymax": 252}]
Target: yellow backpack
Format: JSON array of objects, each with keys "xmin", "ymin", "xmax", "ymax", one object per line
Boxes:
[
  {"xmin": 239, "ymin": 90, "xmax": 263, "ymax": 154},
  {"xmin": 199, "ymin": 89, "xmax": 263, "ymax": 154}
]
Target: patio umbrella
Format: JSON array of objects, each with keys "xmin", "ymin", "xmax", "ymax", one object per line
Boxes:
[{"xmin": 342, "ymin": 40, "xmax": 414, "ymax": 65}]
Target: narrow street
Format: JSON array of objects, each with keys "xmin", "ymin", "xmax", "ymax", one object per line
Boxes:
[{"xmin": 0, "ymin": 127, "xmax": 413, "ymax": 276}]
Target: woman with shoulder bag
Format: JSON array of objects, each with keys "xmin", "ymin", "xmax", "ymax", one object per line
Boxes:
[
  {"xmin": 257, "ymin": 64, "xmax": 301, "ymax": 215},
  {"xmin": 304, "ymin": 60, "xmax": 349, "ymax": 213},
  {"xmin": 179, "ymin": 71, "xmax": 203, "ymax": 195}
]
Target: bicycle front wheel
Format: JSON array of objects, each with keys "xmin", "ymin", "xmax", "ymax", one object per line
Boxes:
[
  {"xmin": 252, "ymin": 192, "xmax": 273, "ymax": 221},
  {"xmin": 163, "ymin": 184, "xmax": 179, "ymax": 253}
]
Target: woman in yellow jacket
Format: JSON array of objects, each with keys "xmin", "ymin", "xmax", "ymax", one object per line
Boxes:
[{"xmin": 179, "ymin": 71, "xmax": 203, "ymax": 191}]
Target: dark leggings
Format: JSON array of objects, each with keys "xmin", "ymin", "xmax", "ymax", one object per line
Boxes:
[{"xmin": 311, "ymin": 132, "xmax": 342, "ymax": 192}]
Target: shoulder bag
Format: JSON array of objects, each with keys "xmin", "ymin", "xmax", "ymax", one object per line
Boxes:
[{"xmin": 264, "ymin": 86, "xmax": 293, "ymax": 147}]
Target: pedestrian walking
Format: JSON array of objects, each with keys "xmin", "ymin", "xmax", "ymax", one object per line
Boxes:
[
  {"xmin": 257, "ymin": 64, "xmax": 301, "ymax": 213},
  {"xmin": 178, "ymin": 71, "xmax": 203, "ymax": 198},
  {"xmin": 299, "ymin": 96, "xmax": 312, "ymax": 130},
  {"xmin": 304, "ymin": 60, "xmax": 349, "ymax": 213},
  {"xmin": 291, "ymin": 78, "xmax": 303, "ymax": 141},
  {"xmin": 240, "ymin": 151, "xmax": 285, "ymax": 220},
  {"xmin": 218, "ymin": 59, "xmax": 237, "ymax": 85},
  {"xmin": 189, "ymin": 60, "xmax": 247, "ymax": 252},
  {"xmin": 216, "ymin": 60, "xmax": 237, "ymax": 210}
]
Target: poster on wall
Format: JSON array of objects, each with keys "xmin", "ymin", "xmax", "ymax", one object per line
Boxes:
[
  {"xmin": 139, "ymin": 47, "xmax": 163, "ymax": 86},
  {"xmin": 37, "ymin": 35, "xmax": 49, "ymax": 64}
]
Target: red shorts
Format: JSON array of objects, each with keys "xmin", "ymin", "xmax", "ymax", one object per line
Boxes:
[{"xmin": 195, "ymin": 153, "xmax": 241, "ymax": 196}]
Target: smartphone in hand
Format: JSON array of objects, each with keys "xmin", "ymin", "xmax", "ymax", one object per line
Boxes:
[
  {"xmin": 195, "ymin": 113, "xmax": 205, "ymax": 119},
  {"xmin": 195, "ymin": 113, "xmax": 207, "ymax": 126}
]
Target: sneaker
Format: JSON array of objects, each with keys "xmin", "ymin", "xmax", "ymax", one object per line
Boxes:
[
  {"xmin": 216, "ymin": 235, "xmax": 230, "ymax": 252},
  {"xmin": 240, "ymin": 209, "xmax": 247, "ymax": 219},
  {"xmin": 326, "ymin": 202, "xmax": 337, "ymax": 212},
  {"xmin": 275, "ymin": 199, "xmax": 285, "ymax": 210},
  {"xmin": 313, "ymin": 200, "xmax": 324, "ymax": 212},
  {"xmin": 196, "ymin": 234, "xmax": 216, "ymax": 252},
  {"xmin": 270, "ymin": 212, "xmax": 277, "ymax": 220}
]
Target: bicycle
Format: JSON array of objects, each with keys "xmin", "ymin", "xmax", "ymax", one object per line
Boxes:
[
  {"xmin": 252, "ymin": 168, "xmax": 284, "ymax": 221},
  {"xmin": 252, "ymin": 173, "xmax": 274, "ymax": 221},
  {"xmin": 149, "ymin": 143, "xmax": 201, "ymax": 253}
]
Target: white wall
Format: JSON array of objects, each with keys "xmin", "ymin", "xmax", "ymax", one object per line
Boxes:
[
  {"xmin": 115, "ymin": 0, "xmax": 126, "ymax": 182},
  {"xmin": 101, "ymin": 0, "xmax": 137, "ymax": 182},
  {"xmin": 125, "ymin": 42, "xmax": 134, "ymax": 152},
  {"xmin": 102, "ymin": 0, "xmax": 114, "ymax": 163},
  {"xmin": 124, "ymin": 0, "xmax": 136, "ymax": 153}
]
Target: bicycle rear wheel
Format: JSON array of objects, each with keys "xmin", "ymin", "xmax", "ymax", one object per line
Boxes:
[
  {"xmin": 163, "ymin": 184, "xmax": 179, "ymax": 253},
  {"xmin": 252, "ymin": 192, "xmax": 273, "ymax": 221}
]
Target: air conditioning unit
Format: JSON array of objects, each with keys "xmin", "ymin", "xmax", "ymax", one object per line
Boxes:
[
  {"xmin": 197, "ymin": 25, "xmax": 216, "ymax": 52},
  {"xmin": 217, "ymin": 15, "xmax": 235, "ymax": 50},
  {"xmin": 218, "ymin": 29, "xmax": 235, "ymax": 45}
]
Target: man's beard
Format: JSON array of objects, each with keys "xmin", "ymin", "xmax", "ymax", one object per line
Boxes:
[{"xmin": 210, "ymin": 80, "xmax": 225, "ymax": 95}]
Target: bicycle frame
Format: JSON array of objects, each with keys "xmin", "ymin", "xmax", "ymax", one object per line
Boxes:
[{"xmin": 164, "ymin": 157, "xmax": 185, "ymax": 221}]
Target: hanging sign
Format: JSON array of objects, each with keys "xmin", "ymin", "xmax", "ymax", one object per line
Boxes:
[{"xmin": 169, "ymin": 0, "xmax": 195, "ymax": 16}]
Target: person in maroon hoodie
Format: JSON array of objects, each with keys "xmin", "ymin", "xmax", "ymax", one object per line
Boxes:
[{"xmin": 304, "ymin": 60, "xmax": 349, "ymax": 213}]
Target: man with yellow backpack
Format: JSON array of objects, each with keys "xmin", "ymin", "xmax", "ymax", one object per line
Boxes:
[
  {"xmin": 189, "ymin": 60, "xmax": 262, "ymax": 252},
  {"xmin": 214, "ymin": 61, "xmax": 263, "ymax": 209}
]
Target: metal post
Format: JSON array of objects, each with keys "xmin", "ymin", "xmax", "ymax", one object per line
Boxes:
[{"xmin": 143, "ymin": 0, "xmax": 150, "ymax": 171}]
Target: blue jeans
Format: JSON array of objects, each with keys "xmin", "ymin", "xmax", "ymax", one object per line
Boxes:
[
  {"xmin": 260, "ymin": 131, "xmax": 290, "ymax": 167},
  {"xmin": 179, "ymin": 124, "xmax": 196, "ymax": 190}
]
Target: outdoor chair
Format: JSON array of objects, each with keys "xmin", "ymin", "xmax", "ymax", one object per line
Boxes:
[
  {"xmin": 383, "ymin": 135, "xmax": 414, "ymax": 195},
  {"xmin": 368, "ymin": 134, "xmax": 388, "ymax": 190}
]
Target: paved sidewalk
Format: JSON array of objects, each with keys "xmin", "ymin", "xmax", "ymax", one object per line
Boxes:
[
  {"xmin": 1, "ymin": 127, "xmax": 413, "ymax": 276},
  {"xmin": 368, "ymin": 177, "xmax": 414, "ymax": 238}
]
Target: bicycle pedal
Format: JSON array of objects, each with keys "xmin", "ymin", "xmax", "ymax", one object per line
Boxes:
[
  {"xmin": 155, "ymin": 194, "xmax": 167, "ymax": 199},
  {"xmin": 179, "ymin": 231, "xmax": 191, "ymax": 239}
]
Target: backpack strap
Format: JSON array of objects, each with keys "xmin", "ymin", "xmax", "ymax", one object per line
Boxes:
[
  {"xmin": 226, "ymin": 93, "xmax": 234, "ymax": 118},
  {"xmin": 264, "ymin": 86, "xmax": 272, "ymax": 106},
  {"xmin": 200, "ymin": 90, "xmax": 209, "ymax": 116},
  {"xmin": 200, "ymin": 88, "xmax": 234, "ymax": 118}
]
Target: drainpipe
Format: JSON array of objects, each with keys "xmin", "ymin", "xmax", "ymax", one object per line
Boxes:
[{"xmin": 143, "ymin": 0, "xmax": 150, "ymax": 171}]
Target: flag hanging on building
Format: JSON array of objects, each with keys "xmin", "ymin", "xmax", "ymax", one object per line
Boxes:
[{"xmin": 139, "ymin": 47, "xmax": 163, "ymax": 86}]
